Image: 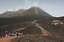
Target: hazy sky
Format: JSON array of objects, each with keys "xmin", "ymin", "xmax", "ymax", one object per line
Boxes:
[{"xmin": 0, "ymin": 0, "xmax": 64, "ymax": 17}]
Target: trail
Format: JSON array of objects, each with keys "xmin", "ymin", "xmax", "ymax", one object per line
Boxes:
[
  {"xmin": 31, "ymin": 20, "xmax": 45, "ymax": 32},
  {"xmin": 35, "ymin": 23, "xmax": 45, "ymax": 32},
  {"xmin": 13, "ymin": 23, "xmax": 35, "ymax": 32},
  {"xmin": 31, "ymin": 20, "xmax": 49, "ymax": 36}
]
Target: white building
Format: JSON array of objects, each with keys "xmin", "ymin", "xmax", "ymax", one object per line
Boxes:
[{"xmin": 51, "ymin": 20, "xmax": 63, "ymax": 25}]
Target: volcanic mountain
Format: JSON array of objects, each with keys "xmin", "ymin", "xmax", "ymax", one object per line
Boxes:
[
  {"xmin": 0, "ymin": 6, "xmax": 52, "ymax": 18},
  {"xmin": 0, "ymin": 6, "xmax": 53, "ymax": 26},
  {"xmin": 23, "ymin": 6, "xmax": 52, "ymax": 18}
]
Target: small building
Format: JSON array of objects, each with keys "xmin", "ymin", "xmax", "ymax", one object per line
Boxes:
[{"xmin": 51, "ymin": 20, "xmax": 63, "ymax": 25}]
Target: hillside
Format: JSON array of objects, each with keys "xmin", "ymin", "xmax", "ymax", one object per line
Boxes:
[{"xmin": 0, "ymin": 9, "xmax": 25, "ymax": 18}]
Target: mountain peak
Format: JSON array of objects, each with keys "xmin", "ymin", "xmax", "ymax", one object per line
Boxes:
[
  {"xmin": 23, "ymin": 6, "xmax": 52, "ymax": 18},
  {"xmin": 30, "ymin": 6, "xmax": 39, "ymax": 14},
  {"xmin": 31, "ymin": 6, "xmax": 39, "ymax": 8}
]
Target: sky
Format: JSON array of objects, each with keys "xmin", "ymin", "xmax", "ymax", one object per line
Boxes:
[{"xmin": 0, "ymin": 0, "xmax": 64, "ymax": 17}]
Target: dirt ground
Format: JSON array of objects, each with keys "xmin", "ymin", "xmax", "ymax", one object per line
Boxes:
[{"xmin": 0, "ymin": 36, "xmax": 17, "ymax": 42}]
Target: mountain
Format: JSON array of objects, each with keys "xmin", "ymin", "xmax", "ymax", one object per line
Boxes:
[
  {"xmin": 0, "ymin": 9, "xmax": 25, "ymax": 18},
  {"xmin": 23, "ymin": 6, "xmax": 52, "ymax": 18},
  {"xmin": 0, "ymin": 6, "xmax": 52, "ymax": 18},
  {"xmin": 0, "ymin": 6, "xmax": 53, "ymax": 26}
]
